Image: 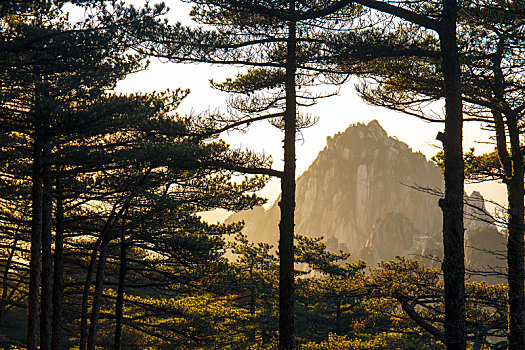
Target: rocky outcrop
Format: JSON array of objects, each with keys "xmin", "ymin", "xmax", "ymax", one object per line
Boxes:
[
  {"xmin": 227, "ymin": 120, "xmax": 505, "ymax": 278},
  {"xmin": 463, "ymin": 191, "xmax": 506, "ymax": 283}
]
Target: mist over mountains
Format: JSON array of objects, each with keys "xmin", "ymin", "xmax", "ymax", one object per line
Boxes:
[{"xmin": 227, "ymin": 120, "xmax": 505, "ymax": 279}]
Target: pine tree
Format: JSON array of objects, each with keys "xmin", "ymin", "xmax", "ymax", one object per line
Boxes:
[
  {"xmin": 133, "ymin": 2, "xmax": 364, "ymax": 346},
  {"xmin": 0, "ymin": 2, "xmax": 272, "ymax": 348},
  {"xmin": 329, "ymin": 2, "xmax": 525, "ymax": 346}
]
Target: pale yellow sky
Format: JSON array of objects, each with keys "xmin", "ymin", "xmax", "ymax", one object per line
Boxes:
[
  {"xmin": 106, "ymin": 1, "xmax": 507, "ymax": 220},
  {"xmin": 115, "ymin": 58, "xmax": 507, "ymax": 220}
]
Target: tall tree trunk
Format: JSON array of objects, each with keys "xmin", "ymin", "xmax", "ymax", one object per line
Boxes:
[
  {"xmin": 0, "ymin": 238, "xmax": 18, "ymax": 329},
  {"xmin": 336, "ymin": 298, "xmax": 342, "ymax": 335},
  {"xmin": 79, "ymin": 237, "xmax": 102, "ymax": 350},
  {"xmin": 52, "ymin": 176, "xmax": 64, "ymax": 350},
  {"xmin": 40, "ymin": 139, "xmax": 52, "ymax": 350},
  {"xmin": 113, "ymin": 227, "xmax": 127, "ymax": 350},
  {"xmin": 438, "ymin": 0, "xmax": 465, "ymax": 349},
  {"xmin": 87, "ymin": 239, "xmax": 110, "ymax": 350},
  {"xmin": 27, "ymin": 135, "xmax": 43, "ymax": 350},
  {"xmin": 249, "ymin": 265, "xmax": 256, "ymax": 344},
  {"xmin": 506, "ymin": 113, "xmax": 525, "ymax": 350},
  {"xmin": 80, "ymin": 204, "xmax": 125, "ymax": 350},
  {"xmin": 279, "ymin": 1, "xmax": 296, "ymax": 347},
  {"xmin": 489, "ymin": 38, "xmax": 525, "ymax": 349}
]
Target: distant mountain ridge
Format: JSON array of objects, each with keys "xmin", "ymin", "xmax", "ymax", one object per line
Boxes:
[{"xmin": 227, "ymin": 120, "xmax": 505, "ymax": 280}]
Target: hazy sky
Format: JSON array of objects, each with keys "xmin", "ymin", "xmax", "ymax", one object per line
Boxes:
[{"xmin": 109, "ymin": 0, "xmax": 507, "ymax": 219}]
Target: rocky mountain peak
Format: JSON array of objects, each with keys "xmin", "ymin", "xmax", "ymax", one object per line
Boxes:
[{"xmin": 227, "ymin": 121, "xmax": 504, "ymax": 279}]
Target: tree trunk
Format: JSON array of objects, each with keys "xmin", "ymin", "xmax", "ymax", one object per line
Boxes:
[
  {"xmin": 27, "ymin": 135, "xmax": 43, "ymax": 350},
  {"xmin": 278, "ymin": 1, "xmax": 296, "ymax": 348},
  {"xmin": 336, "ymin": 298, "xmax": 342, "ymax": 335},
  {"xmin": 506, "ymin": 113, "xmax": 525, "ymax": 350},
  {"xmin": 0, "ymin": 238, "xmax": 18, "ymax": 329},
  {"xmin": 113, "ymin": 230, "xmax": 127, "ymax": 350},
  {"xmin": 490, "ymin": 39, "xmax": 525, "ymax": 349},
  {"xmin": 40, "ymin": 139, "xmax": 52, "ymax": 350},
  {"xmin": 79, "ymin": 237, "xmax": 102, "ymax": 350},
  {"xmin": 80, "ymin": 205, "xmax": 125, "ymax": 350},
  {"xmin": 87, "ymin": 238, "xmax": 110, "ymax": 350},
  {"xmin": 438, "ymin": 0, "xmax": 465, "ymax": 349},
  {"xmin": 249, "ymin": 265, "xmax": 256, "ymax": 344},
  {"xmin": 52, "ymin": 176, "xmax": 64, "ymax": 350}
]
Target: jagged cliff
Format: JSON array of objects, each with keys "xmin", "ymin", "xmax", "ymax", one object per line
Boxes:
[{"xmin": 227, "ymin": 120, "xmax": 505, "ymax": 276}]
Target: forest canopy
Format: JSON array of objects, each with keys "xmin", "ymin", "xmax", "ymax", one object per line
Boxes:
[{"xmin": 0, "ymin": 0, "xmax": 524, "ymax": 349}]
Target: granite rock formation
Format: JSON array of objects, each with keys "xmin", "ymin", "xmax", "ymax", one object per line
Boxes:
[{"xmin": 226, "ymin": 120, "xmax": 505, "ymax": 277}]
